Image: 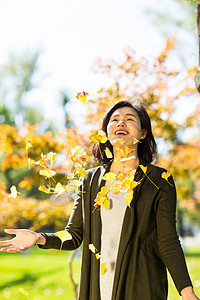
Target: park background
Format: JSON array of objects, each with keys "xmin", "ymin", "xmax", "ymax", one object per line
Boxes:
[{"xmin": 0, "ymin": 0, "xmax": 200, "ymax": 299}]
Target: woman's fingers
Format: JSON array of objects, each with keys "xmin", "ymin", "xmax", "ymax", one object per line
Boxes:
[
  {"xmin": 4, "ymin": 228, "xmax": 18, "ymax": 235},
  {"xmin": 0, "ymin": 239, "xmax": 13, "ymax": 246}
]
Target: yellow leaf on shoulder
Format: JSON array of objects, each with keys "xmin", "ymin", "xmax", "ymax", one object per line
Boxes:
[{"xmin": 139, "ymin": 164, "xmax": 147, "ymax": 174}]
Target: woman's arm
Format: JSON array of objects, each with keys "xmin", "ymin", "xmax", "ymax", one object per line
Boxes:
[{"xmin": 0, "ymin": 229, "xmax": 46, "ymax": 252}]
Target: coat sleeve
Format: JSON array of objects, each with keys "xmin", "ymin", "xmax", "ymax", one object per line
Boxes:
[
  {"xmin": 38, "ymin": 178, "xmax": 85, "ymax": 251},
  {"xmin": 156, "ymin": 175, "xmax": 192, "ymax": 294}
]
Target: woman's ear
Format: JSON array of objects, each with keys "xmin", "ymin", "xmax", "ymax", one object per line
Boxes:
[{"xmin": 140, "ymin": 129, "xmax": 147, "ymax": 140}]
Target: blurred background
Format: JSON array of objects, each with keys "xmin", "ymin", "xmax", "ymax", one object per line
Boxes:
[{"xmin": 0, "ymin": 0, "xmax": 200, "ymax": 299}]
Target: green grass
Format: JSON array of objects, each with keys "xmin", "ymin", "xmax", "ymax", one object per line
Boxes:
[{"xmin": 0, "ymin": 246, "xmax": 199, "ymax": 299}]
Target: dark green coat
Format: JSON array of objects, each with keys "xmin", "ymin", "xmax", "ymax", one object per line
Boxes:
[{"xmin": 40, "ymin": 161, "xmax": 192, "ymax": 299}]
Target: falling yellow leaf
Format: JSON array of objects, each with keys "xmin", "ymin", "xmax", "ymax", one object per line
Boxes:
[
  {"xmin": 76, "ymin": 91, "xmax": 89, "ymax": 105},
  {"xmin": 71, "ymin": 146, "xmax": 87, "ymax": 157},
  {"xmin": 103, "ymin": 198, "xmax": 110, "ymax": 210},
  {"xmin": 89, "ymin": 244, "xmax": 97, "ymax": 253},
  {"xmin": 96, "ymin": 252, "xmax": 101, "ymax": 260},
  {"xmin": 39, "ymin": 168, "xmax": 56, "ymax": 178},
  {"xmin": 55, "ymin": 230, "xmax": 72, "ymax": 243},
  {"xmin": 74, "ymin": 163, "xmax": 86, "ymax": 177},
  {"xmin": 90, "ymin": 130, "xmax": 107, "ymax": 144},
  {"xmin": 26, "ymin": 140, "xmax": 33, "ymax": 152},
  {"xmin": 120, "ymin": 155, "xmax": 136, "ymax": 162},
  {"xmin": 47, "ymin": 151, "xmax": 56, "ymax": 165},
  {"xmin": 102, "ymin": 172, "xmax": 116, "ymax": 182},
  {"xmin": 95, "ymin": 193, "xmax": 107, "ymax": 206},
  {"xmin": 124, "ymin": 190, "xmax": 133, "ymax": 207},
  {"xmin": 53, "ymin": 182, "xmax": 66, "ymax": 196},
  {"xmin": 65, "ymin": 180, "xmax": 83, "ymax": 192},
  {"xmin": 133, "ymin": 137, "xmax": 141, "ymax": 144},
  {"xmin": 161, "ymin": 171, "xmax": 173, "ymax": 186},
  {"xmin": 105, "ymin": 147, "xmax": 113, "ymax": 158},
  {"xmin": 112, "ymin": 181, "xmax": 122, "ymax": 194},
  {"xmin": 100, "ymin": 185, "xmax": 110, "ymax": 196},
  {"xmin": 19, "ymin": 287, "xmax": 30, "ymax": 299},
  {"xmin": 10, "ymin": 186, "xmax": 20, "ymax": 198},
  {"xmin": 101, "ymin": 263, "xmax": 108, "ymax": 275},
  {"xmin": 38, "ymin": 185, "xmax": 51, "ymax": 194},
  {"xmin": 28, "ymin": 158, "xmax": 34, "ymax": 168},
  {"xmin": 116, "ymin": 172, "xmax": 125, "ymax": 180}
]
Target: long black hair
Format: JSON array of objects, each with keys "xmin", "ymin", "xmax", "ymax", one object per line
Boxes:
[{"xmin": 92, "ymin": 100, "xmax": 157, "ymax": 164}]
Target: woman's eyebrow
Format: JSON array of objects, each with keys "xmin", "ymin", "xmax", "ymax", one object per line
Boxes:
[{"xmin": 111, "ymin": 113, "xmax": 136, "ymax": 118}]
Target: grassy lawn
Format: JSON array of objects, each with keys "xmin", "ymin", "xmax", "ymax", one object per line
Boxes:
[{"xmin": 0, "ymin": 246, "xmax": 199, "ymax": 299}]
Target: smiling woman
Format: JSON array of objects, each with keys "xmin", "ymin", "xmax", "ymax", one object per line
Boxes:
[{"xmin": 0, "ymin": 100, "xmax": 199, "ymax": 300}]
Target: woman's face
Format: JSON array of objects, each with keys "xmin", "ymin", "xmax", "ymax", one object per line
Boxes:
[{"xmin": 107, "ymin": 106, "xmax": 146, "ymax": 149}]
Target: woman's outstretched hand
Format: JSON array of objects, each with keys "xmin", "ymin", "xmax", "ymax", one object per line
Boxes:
[{"xmin": 0, "ymin": 229, "xmax": 46, "ymax": 253}]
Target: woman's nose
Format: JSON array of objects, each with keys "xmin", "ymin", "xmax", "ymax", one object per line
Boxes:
[{"xmin": 117, "ymin": 120, "xmax": 126, "ymax": 127}]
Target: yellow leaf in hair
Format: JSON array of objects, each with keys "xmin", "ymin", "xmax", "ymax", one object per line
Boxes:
[
  {"xmin": 139, "ymin": 164, "xmax": 147, "ymax": 174},
  {"xmin": 76, "ymin": 91, "xmax": 89, "ymax": 105},
  {"xmin": 89, "ymin": 244, "xmax": 97, "ymax": 253},
  {"xmin": 102, "ymin": 172, "xmax": 116, "ymax": 182},
  {"xmin": 39, "ymin": 168, "xmax": 56, "ymax": 178},
  {"xmin": 124, "ymin": 190, "xmax": 133, "ymax": 207},
  {"xmin": 103, "ymin": 198, "xmax": 110, "ymax": 210},
  {"xmin": 47, "ymin": 151, "xmax": 56, "ymax": 165},
  {"xmin": 105, "ymin": 147, "xmax": 113, "ymax": 158},
  {"xmin": 26, "ymin": 140, "xmax": 33, "ymax": 152},
  {"xmin": 55, "ymin": 230, "xmax": 72, "ymax": 243},
  {"xmin": 112, "ymin": 181, "xmax": 122, "ymax": 194},
  {"xmin": 38, "ymin": 185, "xmax": 51, "ymax": 194},
  {"xmin": 101, "ymin": 263, "xmax": 108, "ymax": 275}
]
